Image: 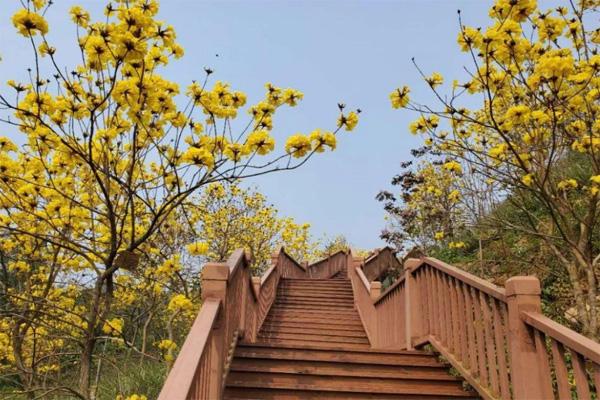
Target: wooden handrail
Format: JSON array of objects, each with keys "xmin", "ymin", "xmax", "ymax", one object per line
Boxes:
[
  {"xmin": 374, "ymin": 274, "xmax": 405, "ymax": 305},
  {"xmin": 521, "ymin": 310, "xmax": 600, "ymax": 364},
  {"xmin": 519, "ymin": 310, "xmax": 600, "ymax": 398},
  {"xmin": 158, "ymin": 299, "xmax": 221, "ymax": 399},
  {"xmin": 420, "ymin": 257, "xmax": 506, "ymax": 302}
]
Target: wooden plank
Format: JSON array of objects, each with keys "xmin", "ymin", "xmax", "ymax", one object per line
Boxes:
[
  {"xmin": 436, "ymin": 270, "xmax": 449, "ymax": 346},
  {"xmin": 472, "ymin": 287, "xmax": 489, "ymax": 388},
  {"xmin": 427, "ymin": 267, "xmax": 439, "ymax": 338},
  {"xmin": 550, "ymin": 339, "xmax": 571, "ymax": 400},
  {"xmin": 480, "ymin": 292, "xmax": 499, "ymax": 396},
  {"xmin": 456, "ymin": 281, "xmax": 469, "ymax": 367},
  {"xmin": 449, "ymin": 276, "xmax": 461, "ymax": 357},
  {"xmin": 491, "ymin": 299, "xmax": 510, "ymax": 400},
  {"xmin": 571, "ymin": 350, "xmax": 591, "ymax": 399},
  {"xmin": 463, "ymin": 282, "xmax": 478, "ymax": 377},
  {"xmin": 532, "ymin": 329, "xmax": 554, "ymax": 399},
  {"xmin": 592, "ymin": 363, "xmax": 600, "ymax": 395}
]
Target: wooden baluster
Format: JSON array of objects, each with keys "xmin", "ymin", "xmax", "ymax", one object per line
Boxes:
[
  {"xmin": 427, "ymin": 267, "xmax": 439, "ymax": 338},
  {"xmin": 441, "ymin": 273, "xmax": 454, "ymax": 348},
  {"xmin": 455, "ymin": 281, "xmax": 469, "ymax": 368},
  {"xmin": 571, "ymin": 350, "xmax": 591, "ymax": 399},
  {"xmin": 592, "ymin": 363, "xmax": 600, "ymax": 396},
  {"xmin": 419, "ymin": 269, "xmax": 430, "ymax": 339},
  {"xmin": 436, "ymin": 270, "xmax": 448, "ymax": 346},
  {"xmin": 480, "ymin": 292, "xmax": 499, "ymax": 396},
  {"xmin": 531, "ymin": 329, "xmax": 553, "ymax": 398},
  {"xmin": 505, "ymin": 276, "xmax": 553, "ymax": 400},
  {"xmin": 449, "ymin": 277, "xmax": 460, "ymax": 357},
  {"xmin": 463, "ymin": 283, "xmax": 478, "ymax": 377},
  {"xmin": 425, "ymin": 267, "xmax": 435, "ymax": 337},
  {"xmin": 471, "ymin": 287, "xmax": 489, "ymax": 387},
  {"xmin": 492, "ymin": 300, "xmax": 510, "ymax": 400},
  {"xmin": 550, "ymin": 339, "xmax": 571, "ymax": 399}
]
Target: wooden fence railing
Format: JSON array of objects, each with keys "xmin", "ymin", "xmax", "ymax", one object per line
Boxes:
[
  {"xmin": 158, "ymin": 247, "xmax": 308, "ymax": 400},
  {"xmin": 308, "ymin": 250, "xmax": 348, "ymax": 278},
  {"xmin": 350, "ymin": 250, "xmax": 600, "ymax": 400},
  {"xmin": 362, "ymin": 246, "xmax": 401, "ymax": 281}
]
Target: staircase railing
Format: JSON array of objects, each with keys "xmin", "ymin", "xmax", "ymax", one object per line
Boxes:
[
  {"xmin": 307, "ymin": 250, "xmax": 348, "ymax": 278},
  {"xmin": 158, "ymin": 247, "xmax": 307, "ymax": 400},
  {"xmin": 350, "ymin": 250, "xmax": 600, "ymax": 400}
]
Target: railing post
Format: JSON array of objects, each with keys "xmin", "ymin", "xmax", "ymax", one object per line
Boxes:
[
  {"xmin": 506, "ymin": 276, "xmax": 551, "ymax": 400},
  {"xmin": 370, "ymin": 281, "xmax": 381, "ymax": 300},
  {"xmin": 251, "ymin": 276, "xmax": 261, "ymax": 342},
  {"xmin": 201, "ymin": 263, "xmax": 230, "ymax": 400}
]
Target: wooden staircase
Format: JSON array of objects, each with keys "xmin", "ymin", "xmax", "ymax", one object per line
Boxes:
[
  {"xmin": 159, "ymin": 247, "xmax": 600, "ymax": 400},
  {"xmin": 224, "ymin": 277, "xmax": 478, "ymax": 399}
]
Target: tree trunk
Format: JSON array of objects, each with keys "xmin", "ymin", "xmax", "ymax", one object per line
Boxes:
[{"xmin": 78, "ymin": 336, "xmax": 95, "ymax": 399}]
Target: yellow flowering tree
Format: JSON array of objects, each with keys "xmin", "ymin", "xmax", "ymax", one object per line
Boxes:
[
  {"xmin": 0, "ymin": 0, "xmax": 359, "ymax": 397},
  {"xmin": 391, "ymin": 0, "xmax": 600, "ymax": 337},
  {"xmin": 189, "ymin": 182, "xmax": 318, "ymax": 272}
]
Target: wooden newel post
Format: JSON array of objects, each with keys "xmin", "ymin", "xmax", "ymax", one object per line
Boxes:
[
  {"xmin": 370, "ymin": 281, "xmax": 382, "ymax": 300},
  {"xmin": 250, "ymin": 276, "xmax": 261, "ymax": 341},
  {"xmin": 201, "ymin": 263, "xmax": 230, "ymax": 399},
  {"xmin": 506, "ymin": 276, "xmax": 551, "ymax": 400}
]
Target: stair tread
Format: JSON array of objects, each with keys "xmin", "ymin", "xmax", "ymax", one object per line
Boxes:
[
  {"xmin": 258, "ymin": 332, "xmax": 369, "ymax": 344},
  {"xmin": 226, "ymin": 372, "xmax": 476, "ymax": 397},
  {"xmin": 230, "ymin": 359, "xmax": 461, "ymax": 380},
  {"xmin": 260, "ymin": 326, "xmax": 368, "ymax": 337},
  {"xmin": 224, "ymin": 387, "xmax": 478, "ymax": 400}
]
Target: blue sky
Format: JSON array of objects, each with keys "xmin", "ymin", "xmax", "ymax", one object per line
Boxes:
[{"xmin": 0, "ymin": 1, "xmax": 556, "ymax": 249}]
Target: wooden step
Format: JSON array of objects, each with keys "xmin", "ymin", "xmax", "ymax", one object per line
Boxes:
[
  {"xmin": 280, "ymin": 282, "xmax": 352, "ymax": 289},
  {"xmin": 260, "ymin": 320, "xmax": 366, "ymax": 332},
  {"xmin": 272, "ymin": 301, "xmax": 355, "ymax": 310},
  {"xmin": 280, "ymin": 284, "xmax": 353, "ymax": 290},
  {"xmin": 268, "ymin": 308, "xmax": 360, "ymax": 318},
  {"xmin": 258, "ymin": 332, "xmax": 369, "ymax": 344},
  {"xmin": 260, "ymin": 326, "xmax": 368, "ymax": 338},
  {"xmin": 225, "ymin": 372, "xmax": 475, "ymax": 397},
  {"xmin": 256, "ymin": 339, "xmax": 371, "ymax": 350},
  {"xmin": 230, "ymin": 358, "xmax": 458, "ymax": 380},
  {"xmin": 236, "ymin": 343, "xmax": 448, "ymax": 367},
  {"xmin": 225, "ymin": 387, "xmax": 477, "ymax": 399},
  {"xmin": 278, "ymin": 288, "xmax": 354, "ymax": 296},
  {"xmin": 265, "ymin": 313, "xmax": 363, "ymax": 325},
  {"xmin": 276, "ymin": 293, "xmax": 355, "ymax": 301},
  {"xmin": 263, "ymin": 315, "xmax": 365, "ymax": 328}
]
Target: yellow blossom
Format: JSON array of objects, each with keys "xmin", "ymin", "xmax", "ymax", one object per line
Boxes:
[
  {"xmin": 557, "ymin": 179, "xmax": 578, "ymax": 191},
  {"xmin": 337, "ymin": 111, "xmax": 359, "ymax": 131},
  {"xmin": 102, "ymin": 318, "xmax": 124, "ymax": 336},
  {"xmin": 12, "ymin": 9, "xmax": 49, "ymax": 36},
  {"xmin": 425, "ymin": 72, "xmax": 443, "ymax": 88},
  {"xmin": 187, "ymin": 242, "xmax": 209, "ymax": 256},
  {"xmin": 285, "ymin": 134, "xmax": 312, "ymax": 158},
  {"xmin": 390, "ymin": 86, "xmax": 410, "ymax": 109}
]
